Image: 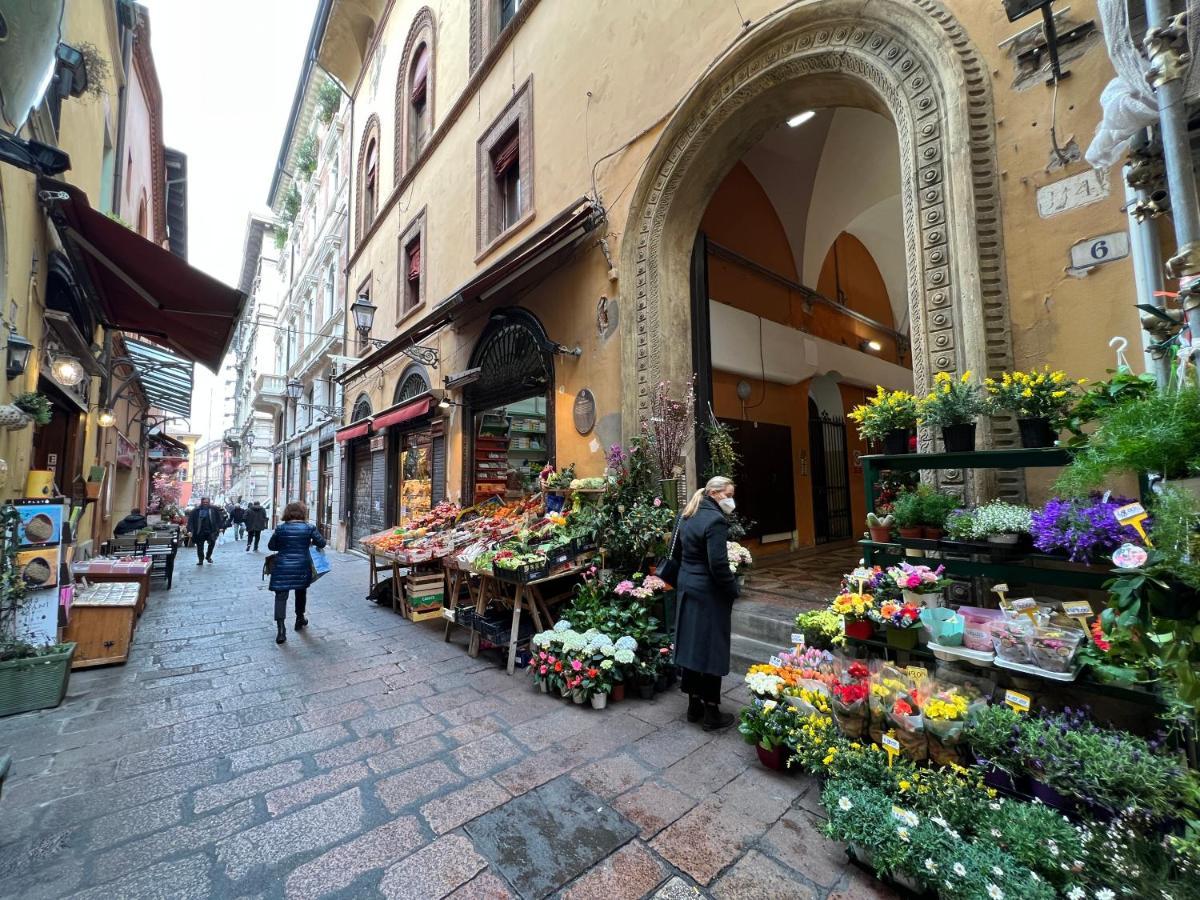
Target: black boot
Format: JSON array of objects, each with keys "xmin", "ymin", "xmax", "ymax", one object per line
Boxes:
[
  {"xmin": 295, "ymin": 615, "xmax": 308, "ymax": 631},
  {"xmin": 702, "ymin": 703, "xmax": 735, "ymax": 731},
  {"xmin": 275, "ymin": 621, "xmax": 287, "ymax": 644},
  {"xmin": 686, "ymin": 695, "xmax": 704, "ymax": 723}
]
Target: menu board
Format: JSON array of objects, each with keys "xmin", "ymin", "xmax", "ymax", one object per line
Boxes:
[{"xmin": 12, "ymin": 499, "xmax": 67, "ymax": 547}]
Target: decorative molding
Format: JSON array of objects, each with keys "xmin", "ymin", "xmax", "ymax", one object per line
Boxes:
[
  {"xmin": 395, "ymin": 7, "xmax": 437, "ymax": 180},
  {"xmin": 620, "ymin": 0, "xmax": 1018, "ymax": 500},
  {"xmin": 397, "ymin": 206, "xmax": 428, "ymax": 324},
  {"xmin": 475, "ymin": 77, "xmax": 535, "ymax": 255},
  {"xmin": 354, "ymin": 115, "xmax": 381, "ymax": 251}
]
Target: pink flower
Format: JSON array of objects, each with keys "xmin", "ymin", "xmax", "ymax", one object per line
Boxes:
[
  {"xmin": 539, "ymin": 665, "xmax": 548, "ymax": 674},
  {"xmin": 571, "ymin": 659, "xmax": 583, "ymax": 671},
  {"xmin": 615, "ymin": 580, "xmax": 635, "ymax": 595},
  {"xmin": 588, "ymin": 566, "xmax": 597, "ymax": 575},
  {"xmin": 906, "ymin": 575, "xmax": 922, "ymax": 589},
  {"xmin": 653, "ymin": 497, "xmax": 662, "ymax": 507},
  {"xmin": 538, "ymin": 652, "xmax": 547, "ymax": 660},
  {"xmin": 659, "ymin": 647, "xmax": 670, "ymax": 655}
]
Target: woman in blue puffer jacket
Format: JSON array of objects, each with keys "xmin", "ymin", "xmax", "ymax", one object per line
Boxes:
[{"xmin": 268, "ymin": 501, "xmax": 327, "ymax": 644}]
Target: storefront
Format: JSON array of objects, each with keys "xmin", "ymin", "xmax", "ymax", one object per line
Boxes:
[
  {"xmin": 317, "ymin": 443, "xmax": 335, "ymax": 541},
  {"xmin": 376, "ymin": 366, "xmax": 446, "ymax": 526},
  {"xmin": 462, "ymin": 309, "xmax": 555, "ymax": 503},
  {"xmin": 337, "ymin": 394, "xmax": 384, "ymax": 550}
]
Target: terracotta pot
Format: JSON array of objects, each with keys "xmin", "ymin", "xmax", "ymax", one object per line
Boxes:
[
  {"xmin": 923, "ymin": 526, "xmax": 944, "ymax": 540},
  {"xmin": 897, "ymin": 526, "xmax": 923, "ymax": 540},
  {"xmin": 868, "ymin": 526, "xmax": 893, "ymax": 543},
  {"xmin": 611, "ymin": 683, "xmax": 625, "ymax": 703}
]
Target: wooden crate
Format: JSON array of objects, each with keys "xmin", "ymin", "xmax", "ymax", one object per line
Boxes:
[
  {"xmin": 64, "ymin": 603, "xmax": 136, "ymax": 668},
  {"xmin": 408, "ymin": 605, "xmax": 444, "ymax": 623}
]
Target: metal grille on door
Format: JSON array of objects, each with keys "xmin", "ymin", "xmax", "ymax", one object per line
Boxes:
[{"xmin": 809, "ymin": 412, "xmax": 852, "ymax": 543}]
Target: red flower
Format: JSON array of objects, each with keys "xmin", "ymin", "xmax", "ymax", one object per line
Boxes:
[
  {"xmin": 847, "ymin": 662, "xmax": 869, "ymax": 680},
  {"xmin": 893, "ymin": 698, "xmax": 913, "ymax": 716},
  {"xmin": 554, "ymin": 661, "xmax": 563, "ymax": 673},
  {"xmin": 1090, "ymin": 617, "xmax": 1111, "ymax": 652},
  {"xmin": 586, "ymin": 667, "xmax": 599, "ymax": 678}
]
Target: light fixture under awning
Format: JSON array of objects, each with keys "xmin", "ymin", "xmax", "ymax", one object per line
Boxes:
[
  {"xmin": 39, "ymin": 178, "xmax": 247, "ymax": 373},
  {"xmin": 371, "ymin": 397, "xmax": 431, "ymax": 432},
  {"xmin": 124, "ymin": 338, "xmax": 194, "ymax": 418}
]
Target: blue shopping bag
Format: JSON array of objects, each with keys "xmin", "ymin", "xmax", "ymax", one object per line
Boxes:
[{"xmin": 309, "ymin": 546, "xmax": 331, "ymax": 581}]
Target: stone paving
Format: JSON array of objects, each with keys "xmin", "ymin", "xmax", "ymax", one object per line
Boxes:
[{"xmin": 0, "ymin": 532, "xmax": 896, "ymax": 900}]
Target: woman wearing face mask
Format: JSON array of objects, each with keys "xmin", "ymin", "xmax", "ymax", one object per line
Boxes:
[{"xmin": 670, "ymin": 475, "xmax": 739, "ymax": 730}]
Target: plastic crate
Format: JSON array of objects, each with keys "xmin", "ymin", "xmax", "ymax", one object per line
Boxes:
[{"xmin": 492, "ymin": 561, "xmax": 549, "ymax": 583}]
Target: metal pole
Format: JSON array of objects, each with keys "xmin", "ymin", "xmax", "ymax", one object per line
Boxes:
[
  {"xmin": 1144, "ymin": 1, "xmax": 1200, "ymax": 385},
  {"xmin": 1124, "ymin": 155, "xmax": 1170, "ymax": 387}
]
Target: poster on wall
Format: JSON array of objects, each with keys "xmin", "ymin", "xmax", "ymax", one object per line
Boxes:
[
  {"xmin": 12, "ymin": 498, "xmax": 67, "ymax": 547},
  {"xmin": 15, "ymin": 590, "xmax": 58, "ymax": 645}
]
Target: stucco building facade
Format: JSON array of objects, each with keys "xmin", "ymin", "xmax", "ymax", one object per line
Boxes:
[{"xmin": 299, "ymin": 0, "xmax": 1140, "ymax": 554}]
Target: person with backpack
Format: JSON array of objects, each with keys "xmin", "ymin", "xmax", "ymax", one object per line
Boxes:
[
  {"xmin": 244, "ymin": 501, "xmax": 268, "ymax": 551},
  {"xmin": 267, "ymin": 501, "xmax": 326, "ymax": 644}
]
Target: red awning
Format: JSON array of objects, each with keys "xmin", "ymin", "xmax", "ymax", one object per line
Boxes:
[
  {"xmin": 335, "ymin": 422, "xmax": 370, "ymax": 443},
  {"xmin": 371, "ymin": 397, "xmax": 431, "ymax": 432},
  {"xmin": 39, "ymin": 179, "xmax": 247, "ymax": 373}
]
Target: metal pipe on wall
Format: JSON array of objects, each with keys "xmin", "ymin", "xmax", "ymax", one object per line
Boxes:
[
  {"xmin": 1124, "ymin": 156, "xmax": 1170, "ymax": 387},
  {"xmin": 1144, "ymin": 0, "xmax": 1200, "ymax": 385}
]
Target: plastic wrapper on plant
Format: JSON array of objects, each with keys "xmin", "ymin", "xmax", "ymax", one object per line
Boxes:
[
  {"xmin": 920, "ymin": 607, "xmax": 963, "ymax": 646},
  {"xmin": 991, "ymin": 618, "xmax": 1036, "ymax": 664},
  {"xmin": 830, "ymin": 675, "xmax": 869, "ymax": 739},
  {"xmin": 921, "ymin": 684, "xmax": 970, "ymax": 767},
  {"xmin": 1028, "ymin": 624, "xmax": 1084, "ymax": 673}
]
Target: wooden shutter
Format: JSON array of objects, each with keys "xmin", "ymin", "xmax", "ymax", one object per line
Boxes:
[{"xmin": 493, "ymin": 131, "xmax": 519, "ymax": 176}]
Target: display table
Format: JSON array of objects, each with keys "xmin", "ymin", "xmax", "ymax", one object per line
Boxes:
[
  {"xmin": 63, "ymin": 583, "xmax": 140, "ymax": 668},
  {"xmin": 72, "ymin": 559, "xmax": 152, "ymax": 616}
]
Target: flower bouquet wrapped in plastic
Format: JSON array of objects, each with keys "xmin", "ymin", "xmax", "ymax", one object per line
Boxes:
[
  {"xmin": 882, "ymin": 673, "xmax": 928, "ymax": 763},
  {"xmin": 867, "ymin": 662, "xmax": 907, "ymax": 745},
  {"xmin": 922, "ymin": 683, "xmax": 970, "ymax": 766},
  {"xmin": 830, "ymin": 664, "xmax": 870, "ymax": 739}
]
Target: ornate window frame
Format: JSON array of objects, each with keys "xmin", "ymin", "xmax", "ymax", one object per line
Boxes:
[
  {"xmin": 355, "ymin": 115, "xmax": 381, "ymax": 247},
  {"xmin": 397, "ymin": 207, "xmax": 427, "ymax": 325},
  {"xmin": 475, "ymin": 77, "xmax": 534, "ymax": 257},
  {"xmin": 395, "ymin": 8, "xmax": 437, "ymax": 178}
]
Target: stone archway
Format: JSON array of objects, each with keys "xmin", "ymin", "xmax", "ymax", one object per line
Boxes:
[{"xmin": 620, "ymin": 0, "xmax": 1017, "ymax": 500}]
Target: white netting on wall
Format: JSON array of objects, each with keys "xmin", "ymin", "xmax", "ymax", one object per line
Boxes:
[{"xmin": 1086, "ymin": 0, "xmax": 1161, "ymax": 168}]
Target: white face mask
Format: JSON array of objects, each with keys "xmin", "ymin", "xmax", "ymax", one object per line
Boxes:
[{"xmin": 718, "ymin": 496, "xmax": 736, "ymax": 514}]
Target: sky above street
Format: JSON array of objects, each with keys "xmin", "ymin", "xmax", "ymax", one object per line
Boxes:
[{"xmin": 140, "ymin": 0, "xmax": 319, "ymax": 444}]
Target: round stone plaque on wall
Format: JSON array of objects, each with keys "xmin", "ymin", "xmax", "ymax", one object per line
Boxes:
[{"xmin": 573, "ymin": 389, "xmax": 596, "ymax": 435}]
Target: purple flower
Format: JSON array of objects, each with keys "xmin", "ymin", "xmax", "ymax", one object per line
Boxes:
[{"xmin": 1030, "ymin": 494, "xmax": 1148, "ymax": 563}]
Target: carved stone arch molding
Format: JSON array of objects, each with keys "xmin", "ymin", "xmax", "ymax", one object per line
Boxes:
[
  {"xmin": 395, "ymin": 6, "xmax": 437, "ymax": 178},
  {"xmin": 618, "ymin": 0, "xmax": 1019, "ymax": 501}
]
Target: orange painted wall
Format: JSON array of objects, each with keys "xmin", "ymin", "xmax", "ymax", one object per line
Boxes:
[{"xmin": 815, "ymin": 233, "xmax": 902, "ymax": 365}]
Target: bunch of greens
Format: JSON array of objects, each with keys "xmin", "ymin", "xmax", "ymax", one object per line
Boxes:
[
  {"xmin": 13, "ymin": 393, "xmax": 51, "ymax": 426},
  {"xmin": 1064, "ymin": 368, "xmax": 1158, "ymax": 446},
  {"xmin": 794, "ymin": 608, "xmax": 844, "ymax": 650}
]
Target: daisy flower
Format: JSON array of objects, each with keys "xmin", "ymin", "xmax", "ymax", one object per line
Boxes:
[
  {"xmin": 924, "ymin": 859, "xmax": 938, "ymax": 874},
  {"xmin": 986, "ymin": 884, "xmax": 1004, "ymax": 900},
  {"xmin": 897, "ymin": 828, "xmax": 910, "ymax": 843},
  {"xmin": 1066, "ymin": 889, "xmax": 1085, "ymax": 900},
  {"xmin": 838, "ymin": 797, "xmax": 852, "ymax": 811},
  {"xmin": 953, "ymin": 863, "xmax": 966, "ymax": 877},
  {"xmin": 1097, "ymin": 891, "xmax": 1115, "ymax": 900}
]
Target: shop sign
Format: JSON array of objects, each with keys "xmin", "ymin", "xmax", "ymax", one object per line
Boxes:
[
  {"xmin": 1068, "ymin": 232, "xmax": 1128, "ymax": 272},
  {"xmin": 1035, "ymin": 169, "xmax": 1109, "ymax": 218},
  {"xmin": 370, "ymin": 435, "xmax": 386, "ymax": 452},
  {"xmin": 573, "ymin": 389, "xmax": 596, "ymax": 435},
  {"xmin": 116, "ymin": 431, "xmax": 136, "ymax": 469}
]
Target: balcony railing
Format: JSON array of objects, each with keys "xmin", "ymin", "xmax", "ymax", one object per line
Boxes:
[{"xmin": 253, "ymin": 374, "xmax": 287, "ymax": 413}]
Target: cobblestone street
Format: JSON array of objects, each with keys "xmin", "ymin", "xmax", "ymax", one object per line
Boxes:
[{"xmin": 0, "ymin": 536, "xmax": 893, "ymax": 899}]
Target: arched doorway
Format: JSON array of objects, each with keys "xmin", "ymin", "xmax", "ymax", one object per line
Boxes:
[
  {"xmin": 463, "ymin": 309, "xmax": 554, "ymax": 502},
  {"xmin": 621, "ymin": 0, "xmax": 1017, "ymax": 503}
]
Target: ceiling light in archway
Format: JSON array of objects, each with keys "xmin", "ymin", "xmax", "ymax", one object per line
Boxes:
[
  {"xmin": 860, "ymin": 339, "xmax": 883, "ymax": 353},
  {"xmin": 787, "ymin": 110, "xmax": 816, "ymax": 128}
]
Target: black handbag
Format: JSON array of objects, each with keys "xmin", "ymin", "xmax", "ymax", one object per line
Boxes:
[
  {"xmin": 262, "ymin": 554, "xmax": 277, "ymax": 581},
  {"xmin": 655, "ymin": 515, "xmax": 682, "ymax": 586}
]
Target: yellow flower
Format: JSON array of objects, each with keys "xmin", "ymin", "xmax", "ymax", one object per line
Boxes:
[
  {"xmin": 1021, "ymin": 388, "xmax": 1033, "ymax": 398},
  {"xmin": 899, "ymin": 780, "xmax": 911, "ymax": 791},
  {"xmin": 1051, "ymin": 390, "xmax": 1066, "ymax": 398},
  {"xmin": 961, "ymin": 370, "xmax": 972, "ymax": 382}
]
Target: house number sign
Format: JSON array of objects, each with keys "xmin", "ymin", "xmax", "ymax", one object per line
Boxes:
[
  {"xmin": 1068, "ymin": 232, "xmax": 1129, "ymax": 272},
  {"xmin": 1036, "ymin": 169, "xmax": 1110, "ymax": 218}
]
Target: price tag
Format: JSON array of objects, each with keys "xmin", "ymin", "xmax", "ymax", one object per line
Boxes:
[
  {"xmin": 881, "ymin": 733, "xmax": 901, "ymax": 767},
  {"xmin": 1004, "ymin": 689, "xmax": 1031, "ymax": 713},
  {"xmin": 769, "ymin": 655, "xmax": 784, "ymax": 668},
  {"xmin": 1114, "ymin": 502, "xmax": 1152, "ymax": 546},
  {"xmin": 991, "ymin": 583, "xmax": 1009, "ymax": 607},
  {"xmin": 1113, "ymin": 543, "xmax": 1149, "ymax": 569},
  {"xmin": 905, "ymin": 666, "xmax": 928, "ymax": 684},
  {"xmin": 1062, "ymin": 600, "xmax": 1093, "ymax": 632},
  {"xmin": 790, "ymin": 633, "xmax": 806, "ymax": 647},
  {"xmin": 441, "ymin": 607, "xmax": 457, "ymax": 622},
  {"xmin": 891, "ymin": 805, "xmax": 917, "ymax": 827},
  {"xmin": 1011, "ymin": 597, "xmax": 1040, "ymax": 626}
]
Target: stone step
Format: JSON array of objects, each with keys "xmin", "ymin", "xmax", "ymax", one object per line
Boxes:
[
  {"xmin": 729, "ymin": 633, "xmax": 789, "ymax": 675},
  {"xmin": 730, "ymin": 602, "xmax": 796, "ymax": 646}
]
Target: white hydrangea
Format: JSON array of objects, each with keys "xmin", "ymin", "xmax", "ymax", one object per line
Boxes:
[
  {"xmin": 592, "ymin": 633, "xmax": 613, "ymax": 647},
  {"xmin": 614, "ymin": 648, "xmax": 635, "ymax": 665},
  {"xmin": 615, "ymin": 636, "xmax": 638, "ymax": 651},
  {"xmin": 553, "ymin": 619, "xmax": 572, "ymax": 632},
  {"xmin": 599, "ymin": 644, "xmax": 616, "ymax": 658}
]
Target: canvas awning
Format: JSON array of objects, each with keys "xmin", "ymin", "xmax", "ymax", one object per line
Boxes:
[
  {"xmin": 335, "ymin": 421, "xmax": 370, "ymax": 443},
  {"xmin": 337, "ymin": 198, "xmax": 603, "ymax": 385},
  {"xmin": 124, "ymin": 338, "xmax": 194, "ymax": 418},
  {"xmin": 39, "ymin": 178, "xmax": 247, "ymax": 372},
  {"xmin": 371, "ymin": 397, "xmax": 431, "ymax": 432}
]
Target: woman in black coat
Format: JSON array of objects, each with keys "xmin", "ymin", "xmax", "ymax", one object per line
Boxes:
[
  {"xmin": 671, "ymin": 475, "xmax": 739, "ymax": 730},
  {"xmin": 268, "ymin": 501, "xmax": 326, "ymax": 644}
]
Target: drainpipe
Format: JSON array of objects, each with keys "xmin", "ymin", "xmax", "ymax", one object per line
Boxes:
[
  {"xmin": 1144, "ymin": 1, "xmax": 1200, "ymax": 386},
  {"xmin": 1123, "ymin": 134, "xmax": 1170, "ymax": 388}
]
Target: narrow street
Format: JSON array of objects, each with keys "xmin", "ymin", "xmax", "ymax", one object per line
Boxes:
[{"xmin": 0, "ymin": 536, "xmax": 891, "ymax": 900}]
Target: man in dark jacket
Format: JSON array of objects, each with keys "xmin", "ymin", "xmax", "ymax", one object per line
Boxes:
[
  {"xmin": 188, "ymin": 498, "xmax": 225, "ymax": 564},
  {"xmin": 113, "ymin": 508, "xmax": 148, "ymax": 536},
  {"xmin": 244, "ymin": 501, "xmax": 268, "ymax": 552},
  {"xmin": 231, "ymin": 503, "xmax": 246, "ymax": 541}
]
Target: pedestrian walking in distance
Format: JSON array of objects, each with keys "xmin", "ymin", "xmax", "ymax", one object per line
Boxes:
[
  {"xmin": 268, "ymin": 501, "xmax": 326, "ymax": 644},
  {"xmin": 244, "ymin": 501, "xmax": 268, "ymax": 552},
  {"xmin": 188, "ymin": 497, "xmax": 225, "ymax": 565},
  {"xmin": 671, "ymin": 475, "xmax": 740, "ymax": 731},
  {"xmin": 231, "ymin": 502, "xmax": 246, "ymax": 541}
]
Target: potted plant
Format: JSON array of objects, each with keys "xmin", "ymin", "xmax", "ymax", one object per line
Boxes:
[
  {"xmin": 643, "ymin": 379, "xmax": 695, "ymax": 509},
  {"xmin": 12, "ymin": 392, "xmax": 52, "ymax": 427},
  {"xmin": 886, "ymin": 562, "xmax": 946, "ymax": 607},
  {"xmin": 0, "ymin": 639, "xmax": 77, "ymax": 718},
  {"xmin": 737, "ymin": 699, "xmax": 790, "ymax": 771},
  {"xmin": 1029, "ymin": 494, "xmax": 1146, "ymax": 563},
  {"xmin": 964, "ymin": 705, "xmax": 1027, "ymax": 794},
  {"xmin": 890, "ymin": 490, "xmax": 924, "ymax": 540},
  {"xmin": 971, "ymin": 501, "xmax": 1033, "ymax": 546},
  {"xmin": 831, "ymin": 590, "xmax": 875, "ymax": 640},
  {"xmin": 918, "ymin": 370, "xmax": 988, "ymax": 452},
  {"xmin": 0, "ymin": 403, "xmax": 28, "ymax": 430},
  {"xmin": 794, "ymin": 608, "xmax": 843, "ymax": 650},
  {"xmin": 635, "ymin": 658, "xmax": 657, "ymax": 699},
  {"xmin": 985, "ymin": 367, "xmax": 1081, "ymax": 448},
  {"xmin": 919, "ymin": 491, "xmax": 959, "ymax": 540},
  {"xmin": 581, "ymin": 662, "xmax": 611, "ymax": 709},
  {"xmin": 870, "ymin": 600, "xmax": 923, "ymax": 649},
  {"xmin": 727, "ymin": 540, "xmax": 752, "ymax": 587},
  {"xmin": 865, "ymin": 512, "xmax": 893, "ymax": 543},
  {"xmin": 848, "ymin": 387, "xmax": 919, "ymax": 455},
  {"xmin": 944, "ymin": 508, "xmax": 978, "ymax": 543}
]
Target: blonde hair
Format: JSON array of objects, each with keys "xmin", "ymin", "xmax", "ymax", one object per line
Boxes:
[{"xmin": 682, "ymin": 475, "xmax": 734, "ymax": 518}]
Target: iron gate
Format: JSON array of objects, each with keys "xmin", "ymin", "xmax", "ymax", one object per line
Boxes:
[{"xmin": 809, "ymin": 412, "xmax": 852, "ymax": 543}]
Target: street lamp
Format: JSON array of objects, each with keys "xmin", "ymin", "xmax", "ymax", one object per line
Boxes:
[
  {"xmin": 286, "ymin": 379, "xmax": 303, "ymax": 401},
  {"xmin": 51, "ymin": 354, "xmax": 85, "ymax": 386},
  {"xmin": 6, "ymin": 331, "xmax": 33, "ymax": 379},
  {"xmin": 96, "ymin": 408, "xmax": 117, "ymax": 428},
  {"xmin": 351, "ymin": 294, "xmax": 377, "ymax": 335}
]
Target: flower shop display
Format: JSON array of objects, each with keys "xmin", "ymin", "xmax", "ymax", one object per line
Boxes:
[
  {"xmin": 984, "ymin": 367, "xmax": 1083, "ymax": 448},
  {"xmin": 921, "ymin": 685, "xmax": 971, "ymax": 766},
  {"xmin": 794, "ymin": 608, "xmax": 843, "ymax": 650},
  {"xmin": 919, "ymin": 371, "xmax": 990, "ymax": 452},
  {"xmin": 1027, "ymin": 624, "xmax": 1085, "ymax": 673},
  {"xmin": 831, "ymin": 590, "xmax": 876, "ymax": 640},
  {"xmin": 592, "ymin": 440, "xmax": 676, "ymax": 572},
  {"xmin": 829, "ymin": 660, "xmax": 870, "ymax": 738},
  {"xmin": 920, "ymin": 607, "xmax": 964, "ymax": 647},
  {"xmin": 887, "ymin": 562, "xmax": 946, "ymax": 606},
  {"xmin": 950, "ymin": 501, "xmax": 1033, "ymax": 546},
  {"xmin": 1029, "ymin": 493, "xmax": 1148, "ymax": 563},
  {"xmin": 848, "ymin": 387, "xmax": 919, "ymax": 454},
  {"xmin": 726, "ymin": 541, "xmax": 753, "ymax": 579},
  {"xmin": 871, "ymin": 599, "xmax": 924, "ymax": 650},
  {"xmin": 890, "ymin": 489, "xmax": 925, "ymax": 539},
  {"xmin": 642, "ymin": 379, "xmax": 696, "ymax": 509}
]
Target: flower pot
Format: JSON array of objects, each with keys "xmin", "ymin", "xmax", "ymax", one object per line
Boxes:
[
  {"xmin": 654, "ymin": 673, "xmax": 670, "ymax": 693},
  {"xmin": 755, "ymin": 743, "xmax": 786, "ymax": 771},
  {"xmin": 986, "ymin": 532, "xmax": 1019, "ymax": 545},
  {"xmin": 1017, "ymin": 417, "xmax": 1056, "ymax": 448},
  {"xmin": 885, "ymin": 626, "xmax": 919, "ymax": 650},
  {"xmin": 980, "ymin": 764, "xmax": 1017, "ymax": 794},
  {"xmin": 0, "ymin": 643, "xmax": 75, "ymax": 717},
  {"xmin": 844, "ymin": 619, "xmax": 874, "ymax": 641},
  {"xmin": 611, "ymin": 683, "xmax": 625, "ymax": 703},
  {"xmin": 897, "ymin": 526, "xmax": 924, "ymax": 540},
  {"xmin": 735, "ymin": 575, "xmax": 745, "ymax": 591},
  {"xmin": 0, "ymin": 404, "xmax": 28, "ymax": 430},
  {"xmin": 572, "ymin": 692, "xmax": 586, "ymax": 705},
  {"xmin": 868, "ymin": 526, "xmax": 893, "ymax": 543},
  {"xmin": 941, "ymin": 422, "xmax": 976, "ymax": 452},
  {"xmin": 560, "ymin": 685, "xmax": 571, "ymax": 699},
  {"xmin": 1030, "ymin": 778, "xmax": 1072, "ymax": 811},
  {"xmin": 659, "ymin": 478, "xmax": 681, "ymax": 511},
  {"xmin": 538, "ymin": 681, "xmax": 548, "ymax": 693},
  {"xmin": 923, "ymin": 526, "xmax": 944, "ymax": 540},
  {"xmin": 637, "ymin": 682, "xmax": 656, "ymax": 700},
  {"xmin": 590, "ymin": 692, "xmax": 608, "ymax": 710},
  {"xmin": 882, "ymin": 429, "xmax": 911, "ymax": 455}
]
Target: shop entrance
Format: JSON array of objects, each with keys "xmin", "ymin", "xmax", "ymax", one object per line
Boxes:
[
  {"xmin": 463, "ymin": 310, "xmax": 554, "ymax": 503},
  {"xmin": 808, "ymin": 399, "xmax": 851, "ymax": 544},
  {"xmin": 31, "ymin": 382, "xmax": 86, "ymax": 499},
  {"xmin": 318, "ymin": 445, "xmax": 334, "ymax": 541},
  {"xmin": 347, "ymin": 394, "xmax": 382, "ymax": 549}
]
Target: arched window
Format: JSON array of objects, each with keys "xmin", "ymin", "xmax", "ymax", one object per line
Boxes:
[
  {"xmin": 356, "ymin": 115, "xmax": 381, "ymax": 243},
  {"xmin": 409, "ymin": 44, "xmax": 431, "ymax": 161},
  {"xmin": 351, "ymin": 394, "xmax": 372, "ymax": 423},
  {"xmin": 136, "ymin": 191, "xmax": 149, "ymax": 238},
  {"xmin": 394, "ymin": 366, "xmax": 430, "ymax": 405},
  {"xmin": 396, "ymin": 9, "xmax": 436, "ymax": 177}
]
